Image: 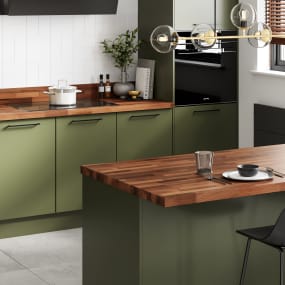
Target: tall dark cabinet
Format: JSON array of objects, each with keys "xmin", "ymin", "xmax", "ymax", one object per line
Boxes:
[{"xmin": 138, "ymin": 0, "xmax": 238, "ymax": 153}]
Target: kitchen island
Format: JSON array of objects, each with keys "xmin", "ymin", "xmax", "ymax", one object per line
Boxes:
[{"xmin": 81, "ymin": 144, "xmax": 285, "ymax": 285}]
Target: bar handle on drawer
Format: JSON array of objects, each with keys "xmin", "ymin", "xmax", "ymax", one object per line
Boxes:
[
  {"xmin": 129, "ymin": 114, "xmax": 160, "ymax": 120},
  {"xmin": 69, "ymin": 118, "xmax": 102, "ymax": 125},
  {"xmin": 4, "ymin": 123, "xmax": 40, "ymax": 130},
  {"xmin": 193, "ymin": 109, "xmax": 220, "ymax": 114}
]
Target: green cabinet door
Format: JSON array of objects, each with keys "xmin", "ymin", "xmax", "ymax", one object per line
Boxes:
[
  {"xmin": 56, "ymin": 114, "xmax": 116, "ymax": 212},
  {"xmin": 0, "ymin": 119, "xmax": 55, "ymax": 220},
  {"xmin": 117, "ymin": 109, "xmax": 173, "ymax": 161},
  {"xmin": 174, "ymin": 103, "xmax": 238, "ymax": 154}
]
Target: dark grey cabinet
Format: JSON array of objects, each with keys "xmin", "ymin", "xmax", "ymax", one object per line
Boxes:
[
  {"xmin": 254, "ymin": 104, "xmax": 285, "ymax": 146},
  {"xmin": 0, "ymin": 0, "xmax": 118, "ymax": 15}
]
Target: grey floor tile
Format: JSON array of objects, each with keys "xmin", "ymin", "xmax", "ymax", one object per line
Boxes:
[
  {"xmin": 32, "ymin": 263, "xmax": 82, "ymax": 285},
  {"xmin": 0, "ymin": 228, "xmax": 82, "ymax": 285},
  {"xmin": 0, "ymin": 250, "xmax": 24, "ymax": 274},
  {"xmin": 0, "ymin": 228, "xmax": 82, "ymax": 269},
  {"xmin": 0, "ymin": 269, "xmax": 48, "ymax": 285}
]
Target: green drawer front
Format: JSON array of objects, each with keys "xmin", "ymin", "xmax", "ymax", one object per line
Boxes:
[
  {"xmin": 56, "ymin": 114, "xmax": 116, "ymax": 212},
  {"xmin": 0, "ymin": 118, "xmax": 55, "ymax": 220},
  {"xmin": 117, "ymin": 109, "xmax": 173, "ymax": 161},
  {"xmin": 174, "ymin": 103, "xmax": 238, "ymax": 154}
]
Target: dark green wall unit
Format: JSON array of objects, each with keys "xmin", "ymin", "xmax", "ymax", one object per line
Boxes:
[
  {"xmin": 174, "ymin": 103, "xmax": 238, "ymax": 154},
  {"xmin": 254, "ymin": 104, "xmax": 285, "ymax": 146},
  {"xmin": 0, "ymin": 118, "xmax": 55, "ymax": 220},
  {"xmin": 138, "ymin": 0, "xmax": 174, "ymax": 102},
  {"xmin": 56, "ymin": 114, "xmax": 116, "ymax": 212},
  {"xmin": 117, "ymin": 109, "xmax": 173, "ymax": 161},
  {"xmin": 0, "ymin": 0, "xmax": 118, "ymax": 15}
]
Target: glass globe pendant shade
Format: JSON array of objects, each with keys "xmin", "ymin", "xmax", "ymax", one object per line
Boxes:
[
  {"xmin": 230, "ymin": 3, "xmax": 256, "ymax": 30},
  {"xmin": 150, "ymin": 25, "xmax": 179, "ymax": 53},
  {"xmin": 191, "ymin": 24, "xmax": 216, "ymax": 50},
  {"xmin": 247, "ymin": 22, "xmax": 272, "ymax": 48}
]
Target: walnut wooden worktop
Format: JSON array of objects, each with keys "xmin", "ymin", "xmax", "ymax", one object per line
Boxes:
[
  {"xmin": 81, "ymin": 144, "xmax": 285, "ymax": 207},
  {"xmin": 0, "ymin": 98, "xmax": 173, "ymax": 121}
]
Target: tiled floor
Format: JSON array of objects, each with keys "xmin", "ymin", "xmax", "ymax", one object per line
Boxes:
[{"xmin": 0, "ymin": 228, "xmax": 82, "ymax": 285}]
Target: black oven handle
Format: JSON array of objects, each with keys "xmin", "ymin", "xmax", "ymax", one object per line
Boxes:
[{"xmin": 175, "ymin": 59, "xmax": 223, "ymax": 69}]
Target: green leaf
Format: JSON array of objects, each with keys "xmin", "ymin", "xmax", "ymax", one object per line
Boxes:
[{"xmin": 101, "ymin": 28, "xmax": 141, "ymax": 70}]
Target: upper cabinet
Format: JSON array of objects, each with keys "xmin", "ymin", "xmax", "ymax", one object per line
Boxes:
[
  {"xmin": 0, "ymin": 0, "xmax": 118, "ymax": 15},
  {"xmin": 175, "ymin": 0, "xmax": 215, "ymax": 31},
  {"xmin": 174, "ymin": 0, "xmax": 237, "ymax": 31}
]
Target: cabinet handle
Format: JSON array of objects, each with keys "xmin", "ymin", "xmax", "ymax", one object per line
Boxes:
[
  {"xmin": 129, "ymin": 114, "xmax": 160, "ymax": 120},
  {"xmin": 193, "ymin": 109, "xmax": 221, "ymax": 114},
  {"xmin": 4, "ymin": 123, "xmax": 40, "ymax": 130},
  {"xmin": 69, "ymin": 118, "xmax": 102, "ymax": 125}
]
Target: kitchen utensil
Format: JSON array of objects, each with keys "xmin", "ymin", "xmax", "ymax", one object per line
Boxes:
[
  {"xmin": 44, "ymin": 80, "xmax": 82, "ymax": 106},
  {"xmin": 265, "ymin": 167, "xmax": 285, "ymax": 178},
  {"xmin": 207, "ymin": 174, "xmax": 231, "ymax": 185}
]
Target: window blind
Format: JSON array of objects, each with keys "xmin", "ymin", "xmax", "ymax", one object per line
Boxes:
[{"xmin": 266, "ymin": 0, "xmax": 285, "ymax": 44}]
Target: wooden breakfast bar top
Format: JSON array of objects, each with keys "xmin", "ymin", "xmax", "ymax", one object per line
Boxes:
[
  {"xmin": 81, "ymin": 144, "xmax": 285, "ymax": 207},
  {"xmin": 82, "ymin": 144, "xmax": 285, "ymax": 285}
]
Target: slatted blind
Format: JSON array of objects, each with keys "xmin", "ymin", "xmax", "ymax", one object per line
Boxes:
[{"xmin": 266, "ymin": 0, "xmax": 285, "ymax": 44}]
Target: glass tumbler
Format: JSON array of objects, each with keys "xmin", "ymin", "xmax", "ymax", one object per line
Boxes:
[{"xmin": 194, "ymin": 151, "xmax": 214, "ymax": 175}]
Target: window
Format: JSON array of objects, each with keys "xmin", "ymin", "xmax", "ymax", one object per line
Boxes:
[
  {"xmin": 271, "ymin": 45, "xmax": 285, "ymax": 71},
  {"xmin": 266, "ymin": 0, "xmax": 285, "ymax": 71}
]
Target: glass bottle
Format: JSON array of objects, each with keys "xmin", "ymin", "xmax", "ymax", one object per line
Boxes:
[
  {"xmin": 98, "ymin": 74, "xmax": 104, "ymax": 100},
  {"xmin": 104, "ymin": 74, "xmax": 112, "ymax": 98}
]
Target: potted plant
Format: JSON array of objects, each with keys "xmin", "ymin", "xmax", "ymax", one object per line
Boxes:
[{"xmin": 101, "ymin": 28, "xmax": 141, "ymax": 98}]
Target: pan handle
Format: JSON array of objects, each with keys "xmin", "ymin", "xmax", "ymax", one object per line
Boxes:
[{"xmin": 43, "ymin": 91, "xmax": 55, "ymax": 95}]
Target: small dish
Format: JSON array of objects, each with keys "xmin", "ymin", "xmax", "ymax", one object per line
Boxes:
[
  {"xmin": 237, "ymin": 164, "xmax": 259, "ymax": 177},
  {"xmin": 128, "ymin": 90, "xmax": 141, "ymax": 99}
]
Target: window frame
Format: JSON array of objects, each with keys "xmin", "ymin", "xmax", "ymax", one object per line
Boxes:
[{"xmin": 271, "ymin": 44, "xmax": 285, "ymax": 72}]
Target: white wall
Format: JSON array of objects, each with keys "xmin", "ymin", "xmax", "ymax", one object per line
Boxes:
[
  {"xmin": 239, "ymin": 0, "xmax": 285, "ymax": 147},
  {"xmin": 0, "ymin": 0, "xmax": 138, "ymax": 88}
]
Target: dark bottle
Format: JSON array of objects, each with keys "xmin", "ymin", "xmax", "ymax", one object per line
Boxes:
[
  {"xmin": 104, "ymin": 74, "xmax": 112, "ymax": 98},
  {"xmin": 98, "ymin": 74, "xmax": 104, "ymax": 100}
]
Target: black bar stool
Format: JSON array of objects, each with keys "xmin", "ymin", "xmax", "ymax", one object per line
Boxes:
[{"xmin": 236, "ymin": 208, "xmax": 285, "ymax": 285}]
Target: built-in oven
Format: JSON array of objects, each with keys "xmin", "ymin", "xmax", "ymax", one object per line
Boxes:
[{"xmin": 175, "ymin": 30, "xmax": 237, "ymax": 106}]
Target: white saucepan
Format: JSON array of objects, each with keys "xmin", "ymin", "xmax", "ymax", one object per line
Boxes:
[{"xmin": 44, "ymin": 81, "xmax": 82, "ymax": 106}]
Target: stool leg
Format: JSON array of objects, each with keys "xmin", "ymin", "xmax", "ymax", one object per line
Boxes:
[
  {"xmin": 280, "ymin": 249, "xmax": 284, "ymax": 285},
  {"xmin": 239, "ymin": 238, "xmax": 251, "ymax": 285}
]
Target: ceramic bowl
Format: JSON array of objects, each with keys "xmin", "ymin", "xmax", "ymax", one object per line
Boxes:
[
  {"xmin": 128, "ymin": 90, "xmax": 141, "ymax": 99},
  {"xmin": 237, "ymin": 164, "xmax": 259, "ymax": 177}
]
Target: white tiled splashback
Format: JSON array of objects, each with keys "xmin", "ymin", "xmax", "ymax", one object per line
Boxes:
[{"xmin": 0, "ymin": 0, "xmax": 138, "ymax": 88}]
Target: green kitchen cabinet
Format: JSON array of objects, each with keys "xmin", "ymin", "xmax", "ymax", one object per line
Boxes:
[
  {"xmin": 0, "ymin": 118, "xmax": 55, "ymax": 220},
  {"xmin": 56, "ymin": 114, "xmax": 116, "ymax": 212},
  {"xmin": 174, "ymin": 103, "xmax": 238, "ymax": 154},
  {"xmin": 117, "ymin": 109, "xmax": 173, "ymax": 161}
]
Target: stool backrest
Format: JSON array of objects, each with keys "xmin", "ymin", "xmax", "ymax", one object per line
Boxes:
[{"xmin": 264, "ymin": 208, "xmax": 285, "ymax": 247}]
